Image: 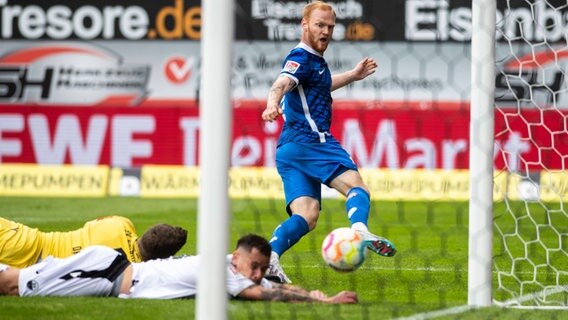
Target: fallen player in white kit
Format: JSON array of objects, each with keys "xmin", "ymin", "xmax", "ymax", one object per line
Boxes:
[{"xmin": 0, "ymin": 234, "xmax": 357, "ymax": 304}]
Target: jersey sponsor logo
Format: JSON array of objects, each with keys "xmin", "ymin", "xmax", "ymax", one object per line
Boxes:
[
  {"xmin": 318, "ymin": 68, "xmax": 325, "ymax": 75},
  {"xmin": 282, "ymin": 60, "xmax": 300, "ymax": 74}
]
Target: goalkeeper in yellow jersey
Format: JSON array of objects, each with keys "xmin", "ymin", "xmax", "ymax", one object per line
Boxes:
[{"xmin": 0, "ymin": 216, "xmax": 188, "ymax": 268}]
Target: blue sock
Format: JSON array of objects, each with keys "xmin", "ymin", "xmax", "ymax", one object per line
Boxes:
[
  {"xmin": 346, "ymin": 187, "xmax": 370, "ymax": 227},
  {"xmin": 269, "ymin": 214, "xmax": 310, "ymax": 257}
]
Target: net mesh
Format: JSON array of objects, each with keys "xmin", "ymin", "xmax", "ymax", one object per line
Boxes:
[{"xmin": 492, "ymin": 0, "xmax": 568, "ymax": 308}]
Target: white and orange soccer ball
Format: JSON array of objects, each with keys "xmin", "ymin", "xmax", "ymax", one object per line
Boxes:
[{"xmin": 321, "ymin": 227, "xmax": 368, "ymax": 272}]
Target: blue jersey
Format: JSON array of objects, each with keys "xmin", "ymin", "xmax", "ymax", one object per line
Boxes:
[{"xmin": 278, "ymin": 43, "xmax": 336, "ymax": 145}]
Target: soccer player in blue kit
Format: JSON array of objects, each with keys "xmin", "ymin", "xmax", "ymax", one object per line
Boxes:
[{"xmin": 261, "ymin": 1, "xmax": 397, "ymax": 283}]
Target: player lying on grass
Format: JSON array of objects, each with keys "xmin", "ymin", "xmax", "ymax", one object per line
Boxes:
[
  {"xmin": 0, "ymin": 234, "xmax": 357, "ymax": 304},
  {"xmin": 0, "ymin": 216, "xmax": 187, "ymax": 268}
]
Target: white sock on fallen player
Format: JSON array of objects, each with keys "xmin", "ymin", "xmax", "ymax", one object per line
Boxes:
[{"xmin": 270, "ymin": 251, "xmax": 280, "ymax": 264}]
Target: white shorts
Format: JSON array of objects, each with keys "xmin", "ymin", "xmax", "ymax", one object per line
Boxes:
[{"xmin": 19, "ymin": 245, "xmax": 129, "ymax": 297}]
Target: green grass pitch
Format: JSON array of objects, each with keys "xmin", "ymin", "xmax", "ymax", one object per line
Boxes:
[{"xmin": 0, "ymin": 197, "xmax": 565, "ymax": 320}]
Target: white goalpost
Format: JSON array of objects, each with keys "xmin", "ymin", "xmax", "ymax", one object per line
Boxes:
[
  {"xmin": 468, "ymin": 0, "xmax": 496, "ymax": 308},
  {"xmin": 470, "ymin": 0, "xmax": 568, "ymax": 310},
  {"xmin": 197, "ymin": 0, "xmax": 234, "ymax": 319}
]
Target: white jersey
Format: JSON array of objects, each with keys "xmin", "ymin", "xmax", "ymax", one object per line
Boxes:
[
  {"xmin": 121, "ymin": 255, "xmax": 273, "ymax": 299},
  {"xmin": 18, "ymin": 245, "xmax": 128, "ymax": 297}
]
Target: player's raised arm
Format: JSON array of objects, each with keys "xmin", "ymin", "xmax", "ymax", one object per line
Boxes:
[
  {"xmin": 237, "ymin": 283, "xmax": 358, "ymax": 304},
  {"xmin": 331, "ymin": 57, "xmax": 378, "ymax": 92},
  {"xmin": 262, "ymin": 76, "xmax": 296, "ymax": 122}
]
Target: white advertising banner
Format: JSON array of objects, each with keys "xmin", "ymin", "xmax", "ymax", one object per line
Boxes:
[
  {"xmin": 1, "ymin": 40, "xmax": 566, "ymax": 109},
  {"xmin": 0, "ymin": 40, "xmax": 471, "ymax": 105}
]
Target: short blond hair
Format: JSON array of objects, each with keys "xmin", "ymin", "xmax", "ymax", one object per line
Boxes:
[{"xmin": 303, "ymin": 1, "xmax": 336, "ymax": 20}]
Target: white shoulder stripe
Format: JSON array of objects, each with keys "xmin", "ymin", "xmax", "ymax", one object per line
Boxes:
[{"xmin": 298, "ymin": 85, "xmax": 326, "ymax": 143}]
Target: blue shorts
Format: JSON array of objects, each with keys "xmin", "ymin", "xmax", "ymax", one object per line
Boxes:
[{"xmin": 276, "ymin": 141, "xmax": 358, "ymax": 215}]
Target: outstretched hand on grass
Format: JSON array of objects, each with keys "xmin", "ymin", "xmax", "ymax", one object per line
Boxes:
[{"xmin": 325, "ymin": 291, "xmax": 359, "ymax": 304}]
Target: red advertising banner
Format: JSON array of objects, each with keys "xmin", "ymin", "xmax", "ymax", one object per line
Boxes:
[{"xmin": 0, "ymin": 105, "xmax": 565, "ymax": 170}]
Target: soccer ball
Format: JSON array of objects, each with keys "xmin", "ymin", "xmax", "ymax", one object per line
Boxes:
[{"xmin": 321, "ymin": 227, "xmax": 367, "ymax": 272}]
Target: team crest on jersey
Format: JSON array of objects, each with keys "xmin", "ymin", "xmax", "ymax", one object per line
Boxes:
[
  {"xmin": 27, "ymin": 280, "xmax": 39, "ymax": 291},
  {"xmin": 282, "ymin": 60, "xmax": 300, "ymax": 74}
]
